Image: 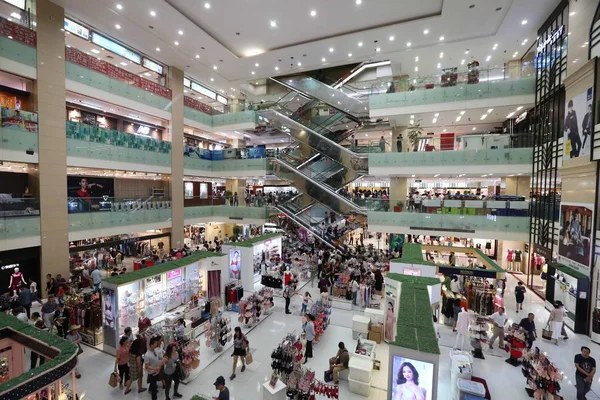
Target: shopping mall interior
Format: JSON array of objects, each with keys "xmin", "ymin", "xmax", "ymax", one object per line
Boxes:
[{"xmin": 1, "ymin": 0, "xmax": 600, "ymax": 399}]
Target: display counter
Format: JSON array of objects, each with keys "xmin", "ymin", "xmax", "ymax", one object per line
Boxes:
[
  {"xmin": 353, "ymin": 338, "xmax": 377, "ymax": 361},
  {"xmin": 545, "ymin": 262, "xmax": 589, "ymax": 334},
  {"xmin": 102, "ymin": 252, "xmax": 225, "ymax": 354}
]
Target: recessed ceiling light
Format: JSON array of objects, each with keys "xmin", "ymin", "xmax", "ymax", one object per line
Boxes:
[
  {"xmin": 415, "ymin": 56, "xmax": 419, "ymax": 62},
  {"xmin": 414, "ymin": 66, "xmax": 418, "ymax": 72},
  {"xmin": 356, "ymin": 0, "xmax": 362, "ymax": 4},
  {"xmin": 493, "ymin": 43, "xmax": 498, "ymax": 50},
  {"xmin": 409, "ymin": 119, "xmax": 414, "ymax": 125},
  {"xmin": 91, "ymin": 49, "xmax": 100, "ymax": 54},
  {"xmin": 423, "ymin": 29, "xmax": 429, "ymax": 35},
  {"xmin": 297, "ymin": 62, "xmax": 302, "ymax": 66},
  {"xmin": 184, "ymin": 90, "xmax": 188, "ymax": 93},
  {"xmin": 455, "ymin": 116, "xmax": 462, "ymax": 122},
  {"xmin": 437, "ymin": 63, "xmax": 441, "ymax": 68},
  {"xmin": 439, "ymin": 36, "xmax": 444, "ymax": 41},
  {"xmin": 348, "ymin": 53, "xmax": 352, "ymax": 57},
  {"xmin": 310, "ymin": 10, "xmax": 317, "ymax": 17},
  {"xmin": 156, "ymin": 47, "xmax": 160, "ymax": 51},
  {"xmin": 210, "ymin": 78, "xmax": 214, "ymax": 81},
  {"xmin": 213, "ymin": 65, "xmax": 217, "ymax": 70},
  {"xmin": 480, "ymin": 114, "xmax": 487, "ymax": 120},
  {"xmin": 376, "ymin": 47, "xmax": 381, "ymax": 52},
  {"xmin": 174, "ymin": 41, "xmax": 179, "ymax": 45},
  {"xmin": 472, "ymin": 127, "xmax": 477, "ymax": 131},
  {"xmin": 486, "ymin": 55, "xmax": 491, "ymax": 61},
  {"xmin": 329, "ymin": 47, "xmax": 334, "ymax": 52},
  {"xmin": 443, "ymin": 129, "xmax": 447, "ymax": 132},
  {"xmin": 270, "ymin": 20, "xmax": 277, "ymax": 28},
  {"xmin": 255, "ymin": 63, "xmax": 259, "ymax": 67},
  {"xmin": 461, "ymin": 59, "xmax": 465, "ymax": 65},
  {"xmin": 322, "ymin": 57, "xmax": 326, "ymax": 62},
  {"xmin": 507, "ymin": 112, "xmax": 515, "ymax": 118},
  {"xmin": 150, "ymin": 10, "xmax": 156, "ymax": 16},
  {"xmin": 275, "ymin": 66, "xmax": 279, "ymax": 71},
  {"xmin": 410, "ymin": 115, "xmax": 415, "ymax": 118},
  {"xmin": 178, "ymin": 30, "xmax": 184, "ymax": 36},
  {"xmin": 204, "ymin": 2, "xmax": 211, "ymax": 9},
  {"xmin": 115, "ymin": 24, "xmax": 121, "ymax": 29},
  {"xmin": 434, "ymin": 113, "xmax": 439, "ymax": 117},
  {"xmin": 487, "ymin": 109, "xmax": 493, "ymax": 113},
  {"xmin": 116, "ymin": 4, "xmax": 122, "ymax": 9},
  {"xmin": 439, "ymin": 52, "xmax": 444, "ymax": 58},
  {"xmin": 251, "ymin": 71, "xmax": 255, "ymax": 75},
  {"xmin": 516, "ymin": 106, "xmax": 523, "ymax": 111},
  {"xmin": 144, "ymin": 72, "xmax": 151, "ymax": 77},
  {"xmin": 389, "ymin": 36, "xmax": 395, "ymax": 41},
  {"xmin": 432, "ymin": 118, "xmax": 437, "ymax": 123},
  {"xmin": 521, "ymin": 20, "xmax": 527, "ymax": 25},
  {"xmin": 406, "ymin": 42, "xmax": 411, "ymax": 47},
  {"xmin": 569, "ymin": 11, "xmax": 575, "ymax": 16},
  {"xmin": 120, "ymin": 62, "xmax": 128, "ymax": 66},
  {"xmin": 465, "ymin": 50, "xmax": 469, "ymax": 54},
  {"xmin": 460, "ymin": 111, "xmax": 466, "ymax": 115},
  {"xmin": 195, "ymin": 54, "xmax": 200, "ymax": 59}
]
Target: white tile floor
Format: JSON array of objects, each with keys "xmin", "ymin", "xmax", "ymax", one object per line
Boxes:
[{"xmin": 50, "ymin": 273, "xmax": 600, "ymax": 400}]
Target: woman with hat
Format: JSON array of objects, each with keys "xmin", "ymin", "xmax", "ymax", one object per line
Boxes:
[{"xmin": 66, "ymin": 324, "xmax": 83, "ymax": 378}]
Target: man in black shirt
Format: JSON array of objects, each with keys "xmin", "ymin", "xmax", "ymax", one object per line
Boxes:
[
  {"xmin": 213, "ymin": 376, "xmax": 230, "ymax": 400},
  {"xmin": 575, "ymin": 346, "xmax": 596, "ymax": 400},
  {"xmin": 519, "ymin": 313, "xmax": 536, "ymax": 349}
]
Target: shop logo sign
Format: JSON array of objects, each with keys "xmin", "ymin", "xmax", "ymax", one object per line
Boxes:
[
  {"xmin": 137, "ymin": 125, "xmax": 151, "ymax": 135},
  {"xmin": 536, "ymin": 25, "xmax": 565, "ymax": 54}
]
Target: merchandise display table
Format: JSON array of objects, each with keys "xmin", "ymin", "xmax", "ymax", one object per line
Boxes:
[
  {"xmin": 352, "ymin": 315, "xmax": 370, "ymax": 339},
  {"xmin": 353, "ymin": 339, "xmax": 377, "ymax": 361},
  {"xmin": 262, "ymin": 380, "xmax": 287, "ymax": 400},
  {"xmin": 349, "ymin": 356, "xmax": 372, "ymax": 397},
  {"xmin": 364, "ymin": 307, "xmax": 384, "ymax": 325}
]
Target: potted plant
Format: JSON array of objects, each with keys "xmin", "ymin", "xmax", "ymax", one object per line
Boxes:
[
  {"xmin": 393, "ymin": 201, "xmax": 404, "ymax": 212},
  {"xmin": 232, "ymin": 225, "xmax": 242, "ymax": 241},
  {"xmin": 407, "ymin": 120, "xmax": 423, "ymax": 152},
  {"xmin": 224, "ymin": 190, "xmax": 233, "ymax": 206}
]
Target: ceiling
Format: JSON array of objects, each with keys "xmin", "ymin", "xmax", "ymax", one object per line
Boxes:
[{"xmin": 51, "ymin": 0, "xmax": 561, "ymax": 99}]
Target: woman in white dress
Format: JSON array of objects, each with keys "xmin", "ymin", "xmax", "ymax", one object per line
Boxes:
[{"xmin": 548, "ymin": 302, "xmax": 564, "ymax": 345}]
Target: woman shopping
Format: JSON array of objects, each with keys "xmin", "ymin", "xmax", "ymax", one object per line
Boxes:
[
  {"xmin": 161, "ymin": 344, "xmax": 183, "ymax": 400},
  {"xmin": 231, "ymin": 327, "xmax": 249, "ymax": 380},
  {"xmin": 303, "ymin": 314, "xmax": 315, "ymax": 364},
  {"xmin": 547, "ymin": 302, "xmax": 564, "ymax": 345},
  {"xmin": 114, "ymin": 337, "xmax": 131, "ymax": 390}
]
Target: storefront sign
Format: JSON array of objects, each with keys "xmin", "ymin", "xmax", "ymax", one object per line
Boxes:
[
  {"xmin": 137, "ymin": 125, "xmax": 151, "ymax": 135},
  {"xmin": 437, "ymin": 265, "xmax": 498, "ymax": 279},
  {"xmin": 142, "ymin": 57, "xmax": 163, "ymax": 75},
  {"xmin": 191, "ymin": 82, "xmax": 216, "ymax": 100},
  {"xmin": 535, "ymin": 245, "xmax": 552, "ymax": 259},
  {"xmin": 65, "ymin": 47, "xmax": 172, "ymax": 99},
  {"xmin": 64, "ymin": 18, "xmax": 89, "ymax": 40},
  {"xmin": 167, "ymin": 268, "xmax": 182, "ymax": 280},
  {"xmin": 0, "ymin": 263, "xmax": 19, "ymax": 271},
  {"xmin": 5, "ymin": 0, "xmax": 25, "ymax": 9},
  {"xmin": 0, "ymin": 16, "xmax": 36, "ymax": 47},
  {"xmin": 184, "ymin": 95, "xmax": 215, "ymax": 116},
  {"xmin": 524, "ymin": 244, "xmax": 529, "ymax": 253},
  {"xmin": 536, "ymin": 24, "xmax": 565, "ymax": 54},
  {"xmin": 216, "ymin": 94, "xmax": 228, "ymax": 105},
  {"xmin": 91, "ymin": 32, "xmax": 141, "ymax": 64}
]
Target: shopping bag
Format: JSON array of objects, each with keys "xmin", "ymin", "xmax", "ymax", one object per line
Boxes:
[
  {"xmin": 542, "ymin": 324, "xmax": 553, "ymax": 340},
  {"xmin": 245, "ymin": 351, "xmax": 254, "ymax": 365},
  {"xmin": 108, "ymin": 372, "xmax": 119, "ymax": 388},
  {"xmin": 324, "ymin": 369, "xmax": 333, "ymax": 383}
]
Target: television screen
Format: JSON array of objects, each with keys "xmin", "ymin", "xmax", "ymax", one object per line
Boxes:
[{"xmin": 391, "ymin": 356, "xmax": 434, "ymax": 400}]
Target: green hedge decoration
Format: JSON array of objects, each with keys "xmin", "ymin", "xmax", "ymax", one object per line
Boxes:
[
  {"xmin": 228, "ymin": 233, "xmax": 282, "ymax": 248},
  {"xmin": 549, "ymin": 262, "xmax": 588, "ymax": 279},
  {"xmin": 104, "ymin": 252, "xmax": 225, "ymax": 285},
  {"xmin": 386, "ymin": 273, "xmax": 441, "ymax": 355},
  {"xmin": 0, "ymin": 313, "xmax": 79, "ymax": 394},
  {"xmin": 390, "ymin": 243, "xmax": 436, "ymax": 266}
]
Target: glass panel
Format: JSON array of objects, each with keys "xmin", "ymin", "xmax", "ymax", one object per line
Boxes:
[{"xmin": 0, "ymin": 197, "xmax": 40, "ymax": 239}]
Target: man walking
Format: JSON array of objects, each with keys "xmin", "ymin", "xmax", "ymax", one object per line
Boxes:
[
  {"xmin": 488, "ymin": 307, "xmax": 508, "ymax": 351},
  {"xmin": 144, "ymin": 337, "xmax": 162, "ymax": 400},
  {"xmin": 19, "ymin": 286, "xmax": 32, "ymax": 319},
  {"xmin": 91, "ymin": 267, "xmax": 102, "ymax": 293},
  {"xmin": 213, "ymin": 376, "xmax": 230, "ymax": 400},
  {"xmin": 575, "ymin": 346, "xmax": 596, "ymax": 400},
  {"xmin": 519, "ymin": 313, "xmax": 537, "ymax": 350}
]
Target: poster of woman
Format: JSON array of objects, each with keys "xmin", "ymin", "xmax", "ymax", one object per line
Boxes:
[
  {"xmin": 391, "ymin": 357, "xmax": 434, "ymax": 400},
  {"xmin": 558, "ymin": 202, "xmax": 593, "ymax": 274},
  {"xmin": 229, "ymin": 249, "xmax": 241, "ymax": 281}
]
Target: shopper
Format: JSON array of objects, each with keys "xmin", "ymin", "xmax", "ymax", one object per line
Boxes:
[
  {"xmin": 213, "ymin": 376, "xmax": 230, "ymax": 400},
  {"xmin": 230, "ymin": 327, "xmax": 248, "ymax": 380},
  {"xmin": 65, "ymin": 325, "xmax": 83, "ymax": 378},
  {"xmin": 41, "ymin": 295, "xmax": 57, "ymax": 332},
  {"xmin": 556, "ymin": 301, "xmax": 569, "ymax": 339},
  {"xmin": 515, "ymin": 281, "xmax": 526, "ymax": 313},
  {"xmin": 283, "ymin": 283, "xmax": 292, "ymax": 314},
  {"xmin": 488, "ymin": 307, "xmax": 508, "ymax": 351},
  {"xmin": 303, "ymin": 313, "xmax": 315, "ymax": 364},
  {"xmin": 351, "ymin": 278, "xmax": 360, "ymax": 306},
  {"xmin": 127, "ymin": 334, "xmax": 147, "ymax": 394},
  {"xmin": 114, "ymin": 336, "xmax": 131, "ymax": 390},
  {"xmin": 91, "ymin": 267, "xmax": 102, "ymax": 293},
  {"xmin": 301, "ymin": 291, "xmax": 312, "ymax": 314},
  {"xmin": 30, "ymin": 280, "xmax": 43, "ymax": 305},
  {"xmin": 379, "ymin": 135, "xmax": 386, "ymax": 152},
  {"xmin": 328, "ymin": 342, "xmax": 350, "ymax": 385},
  {"xmin": 575, "ymin": 346, "xmax": 596, "ymax": 400},
  {"xmin": 548, "ymin": 302, "xmax": 564, "ymax": 345},
  {"xmin": 46, "ymin": 274, "xmax": 57, "ymax": 297},
  {"xmin": 144, "ymin": 336, "xmax": 162, "ymax": 400},
  {"xmin": 12, "ymin": 307, "xmax": 28, "ymax": 323},
  {"xmin": 519, "ymin": 313, "xmax": 537, "ymax": 350},
  {"xmin": 53, "ymin": 303, "xmax": 70, "ymax": 338},
  {"xmin": 162, "ymin": 343, "xmax": 183, "ymax": 399},
  {"xmin": 30, "ymin": 312, "xmax": 46, "ymax": 369},
  {"xmin": 174, "ymin": 318, "xmax": 186, "ymax": 339},
  {"xmin": 19, "ymin": 286, "xmax": 32, "ymax": 319}
]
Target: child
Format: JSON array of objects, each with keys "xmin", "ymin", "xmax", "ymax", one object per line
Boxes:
[
  {"xmin": 57, "ymin": 286, "xmax": 65, "ymax": 305},
  {"xmin": 301, "ymin": 292, "xmax": 312, "ymax": 314}
]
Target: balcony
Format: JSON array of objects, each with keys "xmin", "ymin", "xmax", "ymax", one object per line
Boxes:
[
  {"xmin": 184, "ymin": 197, "xmax": 272, "ymax": 224},
  {"xmin": 367, "ymin": 68, "xmax": 535, "ymax": 117},
  {"xmin": 367, "ymin": 199, "xmax": 530, "ymax": 241},
  {"xmin": 66, "ymin": 120, "xmax": 172, "ymax": 173},
  {"xmin": 0, "ymin": 107, "xmax": 38, "ymax": 163},
  {"xmin": 184, "ymin": 107, "xmax": 256, "ymax": 131},
  {"xmin": 184, "ymin": 148, "xmax": 269, "ymax": 177},
  {"xmin": 0, "ymin": 197, "xmax": 40, "ymax": 251},
  {"xmin": 67, "ymin": 197, "xmax": 172, "ymax": 240},
  {"xmin": 0, "ymin": 16, "xmax": 36, "ymax": 79}
]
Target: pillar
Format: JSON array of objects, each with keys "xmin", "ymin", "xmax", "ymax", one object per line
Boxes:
[
  {"xmin": 389, "ymin": 177, "xmax": 407, "ymax": 211},
  {"xmin": 507, "ymin": 59, "xmax": 522, "ymax": 80},
  {"xmin": 36, "ymin": 0, "xmax": 69, "ymax": 282},
  {"xmin": 226, "ymin": 179, "xmax": 246, "ymax": 206},
  {"xmin": 391, "ymin": 126, "xmax": 407, "ymax": 153},
  {"xmin": 227, "ymin": 138, "xmax": 246, "ymax": 149},
  {"xmin": 170, "ymin": 67, "xmax": 184, "ymax": 248},
  {"xmin": 503, "ymin": 176, "xmax": 530, "ymax": 197}
]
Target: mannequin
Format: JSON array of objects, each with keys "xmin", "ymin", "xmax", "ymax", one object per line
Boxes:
[
  {"xmin": 485, "ymin": 241, "xmax": 492, "ymax": 255},
  {"xmin": 493, "ymin": 288, "xmax": 504, "ymax": 312},
  {"xmin": 8, "ymin": 267, "xmax": 27, "ymax": 296},
  {"xmin": 455, "ymin": 308, "xmax": 470, "ymax": 350},
  {"xmin": 514, "ymin": 249, "xmax": 522, "ymax": 271},
  {"xmin": 506, "ymin": 249, "xmax": 514, "ymax": 271}
]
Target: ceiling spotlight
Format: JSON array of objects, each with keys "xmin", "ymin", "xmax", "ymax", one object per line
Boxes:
[
  {"xmin": 150, "ymin": 10, "xmax": 156, "ymax": 16},
  {"xmin": 507, "ymin": 112, "xmax": 515, "ymax": 118},
  {"xmin": 329, "ymin": 47, "xmax": 334, "ymax": 52},
  {"xmin": 434, "ymin": 113, "xmax": 439, "ymax": 117},
  {"xmin": 406, "ymin": 42, "xmax": 411, "ymax": 47},
  {"xmin": 439, "ymin": 52, "xmax": 444, "ymax": 58},
  {"xmin": 410, "ymin": 115, "xmax": 414, "ymax": 118},
  {"xmin": 348, "ymin": 53, "xmax": 352, "ymax": 57},
  {"xmin": 251, "ymin": 71, "xmax": 255, "ymax": 75},
  {"xmin": 472, "ymin": 127, "xmax": 477, "ymax": 131},
  {"xmin": 521, "ymin": 20, "xmax": 527, "ymax": 25},
  {"xmin": 460, "ymin": 111, "xmax": 466, "ymax": 115},
  {"xmin": 213, "ymin": 65, "xmax": 217, "ymax": 70},
  {"xmin": 461, "ymin": 59, "xmax": 465, "ymax": 65},
  {"xmin": 297, "ymin": 62, "xmax": 302, "ymax": 66},
  {"xmin": 423, "ymin": 29, "xmax": 429, "ymax": 35},
  {"xmin": 210, "ymin": 78, "xmax": 214, "ymax": 81},
  {"xmin": 115, "ymin": 24, "xmax": 121, "ymax": 29},
  {"xmin": 204, "ymin": 2, "xmax": 211, "ymax": 8},
  {"xmin": 195, "ymin": 54, "xmax": 200, "ymax": 59},
  {"xmin": 439, "ymin": 36, "xmax": 445, "ymax": 41},
  {"xmin": 432, "ymin": 118, "xmax": 437, "ymax": 123},
  {"xmin": 310, "ymin": 10, "xmax": 317, "ymax": 17},
  {"xmin": 375, "ymin": 47, "xmax": 381, "ymax": 52},
  {"xmin": 569, "ymin": 11, "xmax": 575, "ymax": 16},
  {"xmin": 270, "ymin": 20, "xmax": 277, "ymax": 28},
  {"xmin": 178, "ymin": 30, "xmax": 184, "ymax": 35},
  {"xmin": 120, "ymin": 61, "xmax": 128, "ymax": 66},
  {"xmin": 116, "ymin": 4, "xmax": 122, "ymax": 9},
  {"xmin": 455, "ymin": 116, "xmax": 462, "ymax": 122},
  {"xmin": 358, "ymin": 41, "xmax": 363, "ymax": 47},
  {"xmin": 356, "ymin": 0, "xmax": 362, "ymax": 4},
  {"xmin": 389, "ymin": 35, "xmax": 395, "ymax": 41},
  {"xmin": 275, "ymin": 66, "xmax": 279, "ymax": 71},
  {"xmin": 437, "ymin": 63, "xmax": 441, "ymax": 68},
  {"xmin": 493, "ymin": 43, "xmax": 498, "ymax": 49},
  {"xmin": 480, "ymin": 114, "xmax": 487, "ymax": 120},
  {"xmin": 156, "ymin": 47, "xmax": 160, "ymax": 51},
  {"xmin": 487, "ymin": 108, "xmax": 493, "ymax": 113},
  {"xmin": 516, "ymin": 106, "xmax": 523, "ymax": 111},
  {"xmin": 415, "ymin": 56, "xmax": 419, "ymax": 62},
  {"xmin": 415, "ymin": 66, "xmax": 418, "ymax": 72},
  {"xmin": 465, "ymin": 50, "xmax": 469, "ymax": 54},
  {"xmin": 322, "ymin": 57, "xmax": 326, "ymax": 62},
  {"xmin": 410, "ymin": 119, "xmax": 414, "ymax": 125},
  {"xmin": 174, "ymin": 41, "xmax": 179, "ymax": 45}
]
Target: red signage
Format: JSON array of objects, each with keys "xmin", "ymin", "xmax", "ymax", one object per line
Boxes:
[
  {"xmin": 65, "ymin": 47, "xmax": 172, "ymax": 100},
  {"xmin": 0, "ymin": 17, "xmax": 36, "ymax": 47},
  {"xmin": 184, "ymin": 95, "xmax": 215, "ymax": 116}
]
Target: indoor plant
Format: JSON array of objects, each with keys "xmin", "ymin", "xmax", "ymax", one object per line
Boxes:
[
  {"xmin": 232, "ymin": 224, "xmax": 242, "ymax": 241},
  {"xmin": 393, "ymin": 201, "xmax": 404, "ymax": 212},
  {"xmin": 407, "ymin": 120, "xmax": 423, "ymax": 151},
  {"xmin": 224, "ymin": 190, "xmax": 233, "ymax": 205}
]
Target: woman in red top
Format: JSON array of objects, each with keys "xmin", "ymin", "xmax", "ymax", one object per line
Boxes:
[{"xmin": 114, "ymin": 337, "xmax": 132, "ymax": 390}]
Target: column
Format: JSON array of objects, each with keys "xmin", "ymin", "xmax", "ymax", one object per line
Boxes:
[
  {"xmin": 227, "ymin": 138, "xmax": 246, "ymax": 149},
  {"xmin": 391, "ymin": 126, "xmax": 407, "ymax": 153},
  {"xmin": 36, "ymin": 0, "xmax": 69, "ymax": 282},
  {"xmin": 503, "ymin": 176, "xmax": 530, "ymax": 197},
  {"xmin": 170, "ymin": 67, "xmax": 184, "ymax": 248},
  {"xmin": 389, "ymin": 177, "xmax": 407, "ymax": 211},
  {"xmin": 226, "ymin": 179, "xmax": 246, "ymax": 206}
]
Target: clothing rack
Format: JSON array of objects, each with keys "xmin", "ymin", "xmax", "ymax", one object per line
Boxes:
[
  {"xmin": 225, "ymin": 282, "xmax": 244, "ymax": 308},
  {"xmin": 522, "ymin": 347, "xmax": 563, "ymax": 399},
  {"xmin": 238, "ymin": 293, "xmax": 264, "ymax": 326},
  {"xmin": 469, "ymin": 314, "xmax": 489, "ymax": 360},
  {"xmin": 271, "ymin": 333, "xmax": 305, "ymax": 384},
  {"xmin": 204, "ymin": 312, "xmax": 231, "ymax": 352}
]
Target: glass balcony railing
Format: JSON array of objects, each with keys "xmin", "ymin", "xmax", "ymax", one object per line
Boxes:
[
  {"xmin": 0, "ymin": 196, "xmax": 40, "ymax": 240},
  {"xmin": 184, "ymin": 205, "xmax": 271, "ymax": 221},
  {"xmin": 184, "ymin": 195, "xmax": 278, "ymax": 208},
  {"xmin": 184, "ymin": 156, "xmax": 268, "ymax": 173},
  {"xmin": 0, "ymin": 107, "xmax": 38, "ymax": 158},
  {"xmin": 66, "ymin": 120, "xmax": 172, "ymax": 167},
  {"xmin": 358, "ymin": 198, "xmax": 530, "ymax": 215},
  {"xmin": 67, "ymin": 196, "xmax": 171, "ymax": 214},
  {"xmin": 184, "ymin": 106, "xmax": 256, "ymax": 127}
]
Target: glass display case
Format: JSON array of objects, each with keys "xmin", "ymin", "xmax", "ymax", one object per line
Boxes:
[{"xmin": 546, "ymin": 263, "xmax": 590, "ymax": 334}]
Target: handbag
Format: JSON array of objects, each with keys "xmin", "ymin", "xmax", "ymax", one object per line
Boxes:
[
  {"xmin": 108, "ymin": 372, "xmax": 119, "ymax": 388},
  {"xmin": 324, "ymin": 369, "xmax": 333, "ymax": 383},
  {"xmin": 542, "ymin": 323, "xmax": 553, "ymax": 340},
  {"xmin": 245, "ymin": 351, "xmax": 254, "ymax": 365}
]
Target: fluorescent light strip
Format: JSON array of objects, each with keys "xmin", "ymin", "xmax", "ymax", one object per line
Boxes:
[{"xmin": 334, "ymin": 60, "xmax": 391, "ymax": 88}]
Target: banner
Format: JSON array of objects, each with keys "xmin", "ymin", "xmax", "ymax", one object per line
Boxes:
[
  {"xmin": 563, "ymin": 87, "xmax": 594, "ymax": 159},
  {"xmin": 67, "ymin": 175, "xmax": 114, "ymax": 213},
  {"xmin": 558, "ymin": 202, "xmax": 593, "ymax": 275}
]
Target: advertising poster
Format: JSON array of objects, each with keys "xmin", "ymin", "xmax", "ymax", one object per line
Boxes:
[
  {"xmin": 1, "ymin": 107, "xmax": 37, "ymax": 132},
  {"xmin": 558, "ymin": 202, "xmax": 593, "ymax": 275},
  {"xmin": 102, "ymin": 288, "xmax": 117, "ymax": 348},
  {"xmin": 229, "ymin": 248, "xmax": 241, "ymax": 281},
  {"xmin": 385, "ymin": 278, "xmax": 400, "ymax": 342},
  {"xmin": 564, "ymin": 87, "xmax": 594, "ymax": 159},
  {"xmin": 391, "ymin": 356, "xmax": 434, "ymax": 400},
  {"xmin": 67, "ymin": 175, "xmax": 115, "ymax": 212}
]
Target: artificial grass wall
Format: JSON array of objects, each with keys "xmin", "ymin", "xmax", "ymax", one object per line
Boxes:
[
  {"xmin": 549, "ymin": 262, "xmax": 588, "ymax": 279},
  {"xmin": 227, "ymin": 233, "xmax": 282, "ymax": 248}
]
